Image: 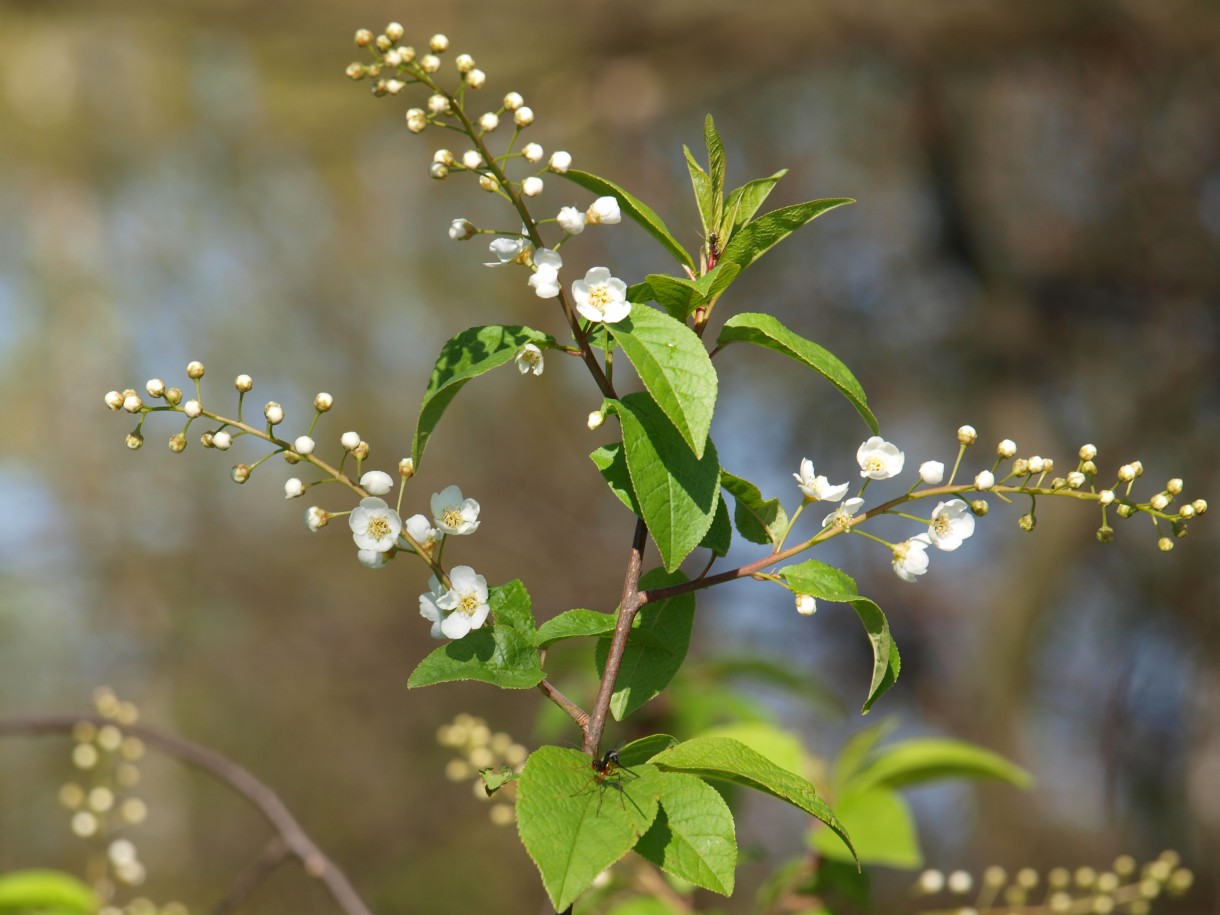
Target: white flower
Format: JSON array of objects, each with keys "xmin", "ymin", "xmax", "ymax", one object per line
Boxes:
[
  {"xmin": 927, "ymin": 499, "xmax": 976, "ymax": 551},
  {"xmin": 348, "ymin": 497, "xmax": 403, "ymax": 553},
  {"xmin": 892, "ymin": 534, "xmax": 932, "ymax": 583},
  {"xmin": 432, "ymin": 485, "xmax": 480, "ymax": 535},
  {"xmin": 522, "ymin": 142, "xmax": 544, "ymax": 163},
  {"xmin": 515, "ymin": 343, "xmax": 544, "ymax": 376},
  {"xmin": 403, "ymin": 513, "xmax": 439, "ymax": 552},
  {"xmin": 419, "ymin": 576, "xmax": 448, "ymax": 639},
  {"xmin": 357, "ymin": 548, "xmax": 390, "ymax": 569},
  {"xmin": 437, "ymin": 565, "xmax": 491, "ymax": 639},
  {"xmin": 360, "ymin": 470, "xmax": 395, "ymax": 495},
  {"xmin": 285, "ymin": 478, "xmax": 305, "ymax": 499},
  {"xmin": 823, "ymin": 497, "xmax": 865, "ymax": 530},
  {"xmin": 795, "ymin": 594, "xmax": 817, "ymax": 616},
  {"xmin": 449, "ymin": 218, "xmax": 475, "ymax": 241},
  {"xmin": 919, "ymin": 461, "xmax": 945, "ymax": 485},
  {"xmin": 522, "ymin": 176, "xmax": 544, "ymax": 197},
  {"xmin": 572, "ymin": 267, "xmax": 630, "ymax": 323},
  {"xmin": 305, "ymin": 506, "xmax": 329, "ymax": 531},
  {"xmin": 548, "ymin": 151, "xmax": 572, "ymax": 173},
  {"xmin": 557, "ymin": 206, "xmax": 586, "ymax": 235},
  {"xmin": 528, "ymin": 248, "xmax": 563, "ymax": 299},
  {"xmin": 974, "ymin": 470, "xmax": 995, "ymax": 490},
  {"xmin": 586, "ymin": 196, "xmax": 621, "ymax": 225},
  {"xmin": 485, "ymin": 236, "xmax": 526, "ymax": 267},
  {"xmin": 294, "ymin": 435, "xmax": 315, "ymax": 456},
  {"xmin": 793, "ymin": 458, "xmax": 849, "ymax": 502},
  {"xmin": 857, "ymin": 436, "xmax": 905, "ymax": 480}
]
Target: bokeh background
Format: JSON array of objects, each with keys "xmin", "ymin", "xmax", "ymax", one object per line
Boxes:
[{"xmin": 1, "ymin": 0, "xmax": 1218, "ymax": 912}]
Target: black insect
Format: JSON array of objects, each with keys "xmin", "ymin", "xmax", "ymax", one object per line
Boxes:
[
  {"xmin": 574, "ymin": 747, "xmax": 638, "ymax": 814},
  {"xmin": 706, "ymin": 232, "xmax": 721, "ymax": 270}
]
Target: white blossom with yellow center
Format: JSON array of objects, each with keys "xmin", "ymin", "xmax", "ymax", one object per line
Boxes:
[
  {"xmin": 857, "ymin": 436, "xmax": 905, "ymax": 480},
  {"xmin": 431, "ymin": 485, "xmax": 481, "ymax": 535},
  {"xmin": 822, "ymin": 497, "xmax": 865, "ymax": 531},
  {"xmin": 572, "ymin": 267, "xmax": 630, "ymax": 324},
  {"xmin": 348, "ymin": 497, "xmax": 403, "ymax": 553},
  {"xmin": 436, "ymin": 566, "xmax": 491, "ymax": 639},
  {"xmin": 927, "ymin": 499, "xmax": 975, "ymax": 551},
  {"xmin": 892, "ymin": 535, "xmax": 932, "ymax": 583}
]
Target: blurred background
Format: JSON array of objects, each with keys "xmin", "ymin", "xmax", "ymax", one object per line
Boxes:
[{"xmin": 1, "ymin": 0, "xmax": 1218, "ymax": 912}]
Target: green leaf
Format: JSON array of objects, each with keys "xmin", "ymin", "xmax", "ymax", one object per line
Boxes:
[
  {"xmin": 700, "ymin": 722, "xmax": 809, "ymax": 777},
  {"xmin": 685, "ymin": 145, "xmax": 715, "ymax": 239},
  {"xmin": 0, "ymin": 870, "xmax": 96, "ymax": 914},
  {"xmin": 704, "ymin": 114, "xmax": 726, "ymax": 235},
  {"xmin": 721, "ymin": 471, "xmax": 789, "ymax": 547},
  {"xmin": 848, "ymin": 738, "xmax": 1033, "ymax": 793},
  {"xmin": 722, "ymin": 169, "xmax": 787, "ymax": 238},
  {"xmin": 480, "ymin": 766, "xmax": 520, "ymax": 794},
  {"xmin": 699, "ymin": 492, "xmax": 732, "ymax": 557},
  {"xmin": 604, "ymin": 393, "xmax": 720, "ymax": 573},
  {"xmin": 636, "ymin": 772, "xmax": 737, "ymax": 895},
  {"xmin": 595, "ymin": 569, "xmax": 695, "ymax": 721},
  {"xmin": 516, "ymin": 746, "xmax": 662, "ymax": 912},
  {"xmin": 833, "ymin": 718, "xmax": 901, "ymax": 792},
  {"xmin": 695, "ymin": 260, "xmax": 741, "ymax": 302},
  {"xmin": 644, "ymin": 273, "xmax": 702, "ymax": 322},
  {"xmin": 607, "ymin": 307, "xmax": 718, "ymax": 459},
  {"xmin": 649, "ymin": 736, "xmax": 855, "ymax": 862},
  {"xmin": 590, "ymin": 442, "xmax": 640, "ymax": 515},
  {"xmin": 606, "ymin": 899, "xmax": 684, "ymax": 915},
  {"xmin": 719, "ymin": 198, "xmax": 853, "ymax": 272},
  {"xmin": 777, "ymin": 560, "xmax": 899, "ymax": 713},
  {"xmin": 408, "ymin": 580, "xmax": 543, "ymax": 689},
  {"xmin": 412, "ymin": 325, "xmax": 557, "ymax": 469},
  {"xmin": 716, "ymin": 313, "xmax": 878, "ymax": 435},
  {"xmin": 535, "ymin": 608, "xmax": 618, "ymax": 648},
  {"xmin": 560, "ymin": 169, "xmax": 694, "ymax": 270},
  {"xmin": 618, "ymin": 734, "xmax": 680, "ymax": 766},
  {"xmin": 810, "ymin": 787, "xmax": 921, "ymax": 868}
]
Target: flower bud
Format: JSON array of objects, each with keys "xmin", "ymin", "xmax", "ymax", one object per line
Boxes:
[
  {"xmin": 212, "ymin": 430, "xmax": 232, "ymax": 450},
  {"xmin": 385, "ymin": 21, "xmax": 404, "ymax": 41},
  {"xmin": 384, "ymin": 79, "xmax": 405, "ymax": 95},
  {"xmin": 145, "ymin": 378, "xmax": 165, "ymax": 398},
  {"xmin": 427, "ymin": 93, "xmax": 450, "ymax": 114},
  {"xmin": 1018, "ymin": 513, "xmax": 1036, "ymax": 531},
  {"xmin": 125, "ymin": 432, "xmax": 143, "ymax": 450},
  {"xmin": 477, "ymin": 112, "xmax": 499, "ymax": 132},
  {"xmin": 306, "ymin": 506, "xmax": 329, "ymax": 531},
  {"xmin": 1165, "ymin": 478, "xmax": 1183, "ymax": 494},
  {"xmin": 455, "ymin": 53, "xmax": 475, "ymax": 73},
  {"xmin": 346, "ymin": 62, "xmax": 366, "ymax": 80},
  {"xmin": 919, "ymin": 461, "xmax": 945, "ymax": 485},
  {"xmin": 461, "ymin": 150, "xmax": 484, "ymax": 170},
  {"xmin": 1079, "ymin": 443, "xmax": 1097, "ymax": 461},
  {"xmin": 314, "ymin": 392, "xmax": 333, "ymax": 411},
  {"xmin": 1179, "ymin": 504, "xmax": 1195, "ymax": 519},
  {"xmin": 514, "ymin": 106, "xmax": 535, "ymax": 127},
  {"xmin": 294, "ymin": 435, "xmax": 315, "ymax": 456},
  {"xmin": 1028, "ymin": 455, "xmax": 1045, "ymax": 474},
  {"xmin": 397, "ymin": 46, "xmax": 416, "ymax": 63},
  {"xmin": 375, "ymin": 34, "xmax": 392, "ymax": 52},
  {"xmin": 557, "ymin": 206, "xmax": 586, "ymax": 235},
  {"xmin": 200, "ymin": 431, "xmax": 214, "ymax": 448},
  {"xmin": 406, "ymin": 109, "xmax": 427, "ymax": 133},
  {"xmin": 997, "ymin": 439, "xmax": 1017, "ymax": 458},
  {"xmin": 421, "ymin": 54, "xmax": 441, "ymax": 74},
  {"xmin": 352, "ymin": 440, "xmax": 370, "ymax": 460},
  {"xmin": 430, "ymin": 163, "xmax": 450, "ymax": 180},
  {"xmin": 354, "ymin": 29, "xmax": 374, "ymax": 47},
  {"xmin": 503, "ymin": 91, "xmax": 523, "ymax": 110},
  {"xmin": 1098, "ymin": 489, "xmax": 1115, "ymax": 505},
  {"xmin": 1096, "ymin": 524, "xmax": 1114, "ymax": 543},
  {"xmin": 1118, "ymin": 464, "xmax": 1136, "ymax": 482},
  {"xmin": 429, "ymin": 33, "xmax": 449, "ymax": 52},
  {"xmin": 399, "ymin": 457, "xmax": 415, "ymax": 478},
  {"xmin": 548, "ymin": 151, "xmax": 572, "ymax": 173},
  {"xmin": 264, "ymin": 402, "xmax": 284, "ymax": 425},
  {"xmin": 231, "ymin": 464, "xmax": 251, "ymax": 484},
  {"xmin": 123, "ymin": 393, "xmax": 143, "ymax": 413},
  {"xmin": 1150, "ymin": 493, "xmax": 1169, "ymax": 511},
  {"xmin": 449, "ymin": 218, "xmax": 475, "ymax": 241},
  {"xmin": 478, "ymin": 174, "xmax": 498, "ymax": 191},
  {"xmin": 523, "ymin": 142, "xmax": 544, "ymax": 163},
  {"xmin": 361, "ymin": 470, "xmax": 394, "ymax": 495},
  {"xmin": 1117, "ymin": 503, "xmax": 1134, "ymax": 518},
  {"xmin": 1012, "ymin": 458, "xmax": 1029, "ymax": 475},
  {"xmin": 465, "ymin": 69, "xmax": 486, "ymax": 89},
  {"xmin": 586, "ymin": 196, "xmax": 621, "ymax": 225},
  {"xmin": 795, "ymin": 594, "xmax": 817, "ymax": 616},
  {"xmin": 1051, "ymin": 477, "xmax": 1067, "ymax": 490},
  {"xmin": 283, "ymin": 451, "xmax": 301, "ymax": 464},
  {"xmin": 1192, "ymin": 498, "xmax": 1207, "ymax": 515},
  {"xmin": 587, "ymin": 411, "xmax": 605, "ymax": 430},
  {"xmin": 1043, "ymin": 457, "xmax": 1054, "ymax": 472},
  {"xmin": 168, "ymin": 433, "xmax": 187, "ymax": 453},
  {"xmin": 974, "ymin": 470, "xmax": 995, "ymax": 490},
  {"xmin": 1131, "ymin": 460, "xmax": 1144, "ymax": 476},
  {"xmin": 105, "ymin": 390, "xmax": 124, "ymax": 410},
  {"xmin": 234, "ymin": 373, "xmax": 253, "ymax": 393},
  {"xmin": 341, "ymin": 431, "xmax": 361, "ymax": 451},
  {"xmin": 284, "ymin": 478, "xmax": 304, "ymax": 499},
  {"xmin": 186, "ymin": 360, "xmax": 205, "ymax": 379},
  {"xmin": 1067, "ymin": 471, "xmax": 1086, "ymax": 489},
  {"xmin": 957, "ymin": 425, "xmax": 977, "ymax": 445},
  {"xmin": 1158, "ymin": 536, "xmax": 1174, "ymax": 552},
  {"xmin": 184, "ymin": 400, "xmax": 202, "ymax": 419},
  {"xmin": 522, "ymin": 176, "xmax": 544, "ymax": 197},
  {"xmin": 970, "ymin": 499, "xmax": 989, "ymax": 515},
  {"xmin": 165, "ymin": 387, "xmax": 182, "ymax": 405},
  {"xmin": 1081, "ymin": 460, "xmax": 1097, "ymax": 475}
]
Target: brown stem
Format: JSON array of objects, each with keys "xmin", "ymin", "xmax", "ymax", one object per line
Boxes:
[
  {"xmin": 0, "ymin": 715, "xmax": 376, "ymax": 915},
  {"xmin": 583, "ymin": 518, "xmax": 648, "ymax": 755},
  {"xmin": 209, "ymin": 837, "xmax": 291, "ymax": 915},
  {"xmin": 536, "ymin": 679, "xmax": 590, "ymax": 731}
]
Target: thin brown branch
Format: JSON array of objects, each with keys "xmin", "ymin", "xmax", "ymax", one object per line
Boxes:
[
  {"xmin": 0, "ymin": 715, "xmax": 375, "ymax": 915},
  {"xmin": 209, "ymin": 837, "xmax": 291, "ymax": 915},
  {"xmin": 536, "ymin": 679, "xmax": 590, "ymax": 731},
  {"xmin": 583, "ymin": 518, "xmax": 648, "ymax": 755}
]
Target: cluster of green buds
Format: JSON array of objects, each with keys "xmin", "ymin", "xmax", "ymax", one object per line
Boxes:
[
  {"xmin": 912, "ymin": 852, "xmax": 1194, "ymax": 915},
  {"xmin": 58, "ymin": 689, "xmax": 150, "ymax": 897},
  {"xmin": 437, "ymin": 713, "xmax": 529, "ymax": 827}
]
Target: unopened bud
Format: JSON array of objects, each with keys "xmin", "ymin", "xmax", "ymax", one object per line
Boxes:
[
  {"xmin": 200, "ymin": 431, "xmax": 214, "ymax": 448},
  {"xmin": 186, "ymin": 360, "xmax": 205, "ymax": 379},
  {"xmin": 231, "ymin": 464, "xmax": 251, "ymax": 484},
  {"xmin": 1165, "ymin": 478, "xmax": 1182, "ymax": 494},
  {"xmin": 427, "ymin": 93, "xmax": 450, "ymax": 115},
  {"xmin": 184, "ymin": 400, "xmax": 202, "ymax": 419},
  {"xmin": 341, "ymin": 431, "xmax": 361, "ymax": 451},
  {"xmin": 1079, "ymin": 443, "xmax": 1097, "ymax": 461},
  {"xmin": 794, "ymin": 594, "xmax": 817, "ymax": 616},
  {"xmin": 1158, "ymin": 537, "xmax": 1173, "ymax": 552},
  {"xmin": 306, "ymin": 506, "xmax": 329, "ymax": 531},
  {"xmin": 283, "ymin": 451, "xmax": 301, "ymax": 465},
  {"xmin": 548, "ymin": 151, "xmax": 572, "ymax": 173},
  {"xmin": 314, "ymin": 392, "xmax": 333, "ymax": 411},
  {"xmin": 974, "ymin": 470, "xmax": 995, "ymax": 491},
  {"xmin": 406, "ymin": 109, "xmax": 427, "ymax": 133},
  {"xmin": 503, "ymin": 92, "xmax": 523, "ymax": 111},
  {"xmin": 1028, "ymin": 456, "xmax": 1045, "ymax": 474},
  {"xmin": 346, "ymin": 62, "xmax": 366, "ymax": 80},
  {"xmin": 522, "ymin": 176, "xmax": 544, "ymax": 197},
  {"xmin": 294, "ymin": 435, "xmax": 316, "ymax": 456},
  {"xmin": 1150, "ymin": 493, "xmax": 1169, "ymax": 511},
  {"xmin": 465, "ymin": 69, "xmax": 486, "ymax": 89},
  {"xmin": 145, "ymin": 378, "xmax": 165, "ymax": 398},
  {"xmin": 352, "ymin": 440, "xmax": 370, "ymax": 460},
  {"xmin": 1097, "ymin": 525, "xmax": 1114, "ymax": 543},
  {"xmin": 421, "ymin": 55, "xmax": 441, "ymax": 74},
  {"xmin": 523, "ymin": 142, "xmax": 544, "ymax": 163},
  {"xmin": 1118, "ymin": 464, "xmax": 1136, "ymax": 482},
  {"xmin": 430, "ymin": 163, "xmax": 450, "ymax": 180},
  {"xmin": 1013, "ymin": 458, "xmax": 1030, "ymax": 475},
  {"xmin": 1018, "ymin": 513, "xmax": 1036, "ymax": 532},
  {"xmin": 957, "ymin": 425, "xmax": 977, "ymax": 445},
  {"xmin": 284, "ymin": 478, "xmax": 305, "ymax": 499},
  {"xmin": 429, "ymin": 33, "xmax": 449, "ymax": 52},
  {"xmin": 399, "ymin": 457, "xmax": 415, "ymax": 478},
  {"xmin": 165, "ymin": 387, "xmax": 182, "ymax": 405},
  {"xmin": 1117, "ymin": 503, "xmax": 1134, "ymax": 518},
  {"xmin": 125, "ymin": 432, "xmax": 143, "ymax": 450},
  {"xmin": 997, "ymin": 438, "xmax": 1017, "ymax": 458},
  {"xmin": 1179, "ymin": 504, "xmax": 1195, "ymax": 519},
  {"xmin": 375, "ymin": 34, "xmax": 392, "ymax": 52},
  {"xmin": 212, "ymin": 430, "xmax": 232, "ymax": 450},
  {"xmin": 970, "ymin": 499, "xmax": 989, "ymax": 516},
  {"xmin": 105, "ymin": 390, "xmax": 124, "ymax": 410},
  {"xmin": 168, "ymin": 433, "xmax": 187, "ymax": 453},
  {"xmin": 1192, "ymin": 498, "xmax": 1207, "ymax": 515},
  {"xmin": 385, "ymin": 21, "xmax": 404, "ymax": 41},
  {"xmin": 1067, "ymin": 471, "xmax": 1086, "ymax": 489},
  {"xmin": 478, "ymin": 174, "xmax": 498, "ymax": 192},
  {"xmin": 514, "ymin": 106, "xmax": 535, "ymax": 127},
  {"xmin": 122, "ymin": 393, "xmax": 143, "ymax": 413},
  {"xmin": 477, "ymin": 112, "xmax": 499, "ymax": 132},
  {"xmin": 264, "ymin": 402, "xmax": 284, "ymax": 425},
  {"xmin": 354, "ymin": 29, "xmax": 373, "ymax": 47},
  {"xmin": 1082, "ymin": 460, "xmax": 1097, "ymax": 475},
  {"xmin": 587, "ymin": 411, "xmax": 605, "ymax": 430},
  {"xmin": 1131, "ymin": 460, "xmax": 1144, "ymax": 476}
]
